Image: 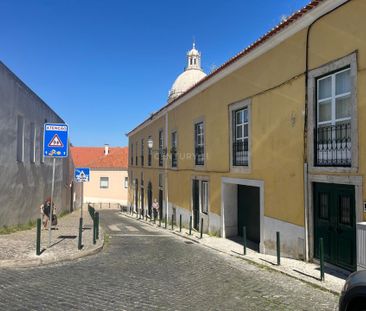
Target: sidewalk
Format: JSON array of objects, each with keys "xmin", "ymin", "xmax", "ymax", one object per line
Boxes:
[
  {"xmin": 0, "ymin": 209, "xmax": 104, "ymax": 268},
  {"xmin": 122, "ymin": 211, "xmax": 347, "ymax": 295}
]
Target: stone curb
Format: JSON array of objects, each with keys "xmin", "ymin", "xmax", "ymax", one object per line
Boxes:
[
  {"xmin": 121, "ymin": 212, "xmax": 340, "ymax": 295},
  {"xmin": 0, "ymin": 228, "xmax": 105, "ymax": 269}
]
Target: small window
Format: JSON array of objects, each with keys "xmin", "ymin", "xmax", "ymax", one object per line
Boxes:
[
  {"xmin": 159, "ymin": 130, "xmax": 164, "ymax": 167},
  {"xmin": 201, "ymin": 181, "xmax": 208, "ymax": 214},
  {"xmin": 124, "ymin": 177, "xmax": 128, "ymax": 188},
  {"xmin": 159, "ymin": 173, "xmax": 163, "ymax": 188},
  {"xmin": 100, "ymin": 177, "xmax": 109, "ymax": 189},
  {"xmin": 194, "ymin": 122, "xmax": 204, "ymax": 165},
  {"xmin": 171, "ymin": 131, "xmax": 177, "ymax": 168},
  {"xmin": 17, "ymin": 115, "xmax": 24, "ymax": 162},
  {"xmin": 233, "ymin": 107, "xmax": 249, "ymax": 166},
  {"xmin": 339, "ymin": 195, "xmax": 351, "ymax": 225},
  {"xmin": 30, "ymin": 122, "xmax": 36, "ymax": 163}
]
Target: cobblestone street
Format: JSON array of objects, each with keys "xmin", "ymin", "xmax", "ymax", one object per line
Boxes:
[{"xmin": 0, "ymin": 210, "xmax": 338, "ymax": 310}]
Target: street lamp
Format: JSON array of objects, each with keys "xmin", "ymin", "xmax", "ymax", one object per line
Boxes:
[{"xmin": 147, "ymin": 137, "xmax": 167, "ymax": 155}]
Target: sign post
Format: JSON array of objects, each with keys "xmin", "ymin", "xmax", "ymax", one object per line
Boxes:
[
  {"xmin": 43, "ymin": 123, "xmax": 69, "ymax": 247},
  {"xmin": 74, "ymin": 168, "xmax": 90, "ymax": 250}
]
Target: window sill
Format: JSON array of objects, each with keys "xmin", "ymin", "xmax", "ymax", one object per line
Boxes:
[
  {"xmin": 309, "ymin": 165, "xmax": 358, "ymax": 174},
  {"xmin": 230, "ymin": 165, "xmax": 251, "ymax": 174}
]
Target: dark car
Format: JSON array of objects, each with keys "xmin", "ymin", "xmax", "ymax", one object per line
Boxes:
[{"xmin": 339, "ymin": 270, "xmax": 366, "ymax": 311}]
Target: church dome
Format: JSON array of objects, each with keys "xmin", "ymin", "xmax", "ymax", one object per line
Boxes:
[{"xmin": 168, "ymin": 43, "xmax": 207, "ymax": 102}]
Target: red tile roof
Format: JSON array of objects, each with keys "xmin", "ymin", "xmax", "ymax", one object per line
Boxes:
[
  {"xmin": 70, "ymin": 146, "xmax": 128, "ymax": 169},
  {"xmin": 127, "ymin": 0, "xmax": 327, "ymax": 135}
]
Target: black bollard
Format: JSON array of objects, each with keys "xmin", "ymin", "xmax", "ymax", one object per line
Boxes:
[
  {"xmin": 36, "ymin": 218, "xmax": 41, "ymax": 256},
  {"xmin": 243, "ymin": 226, "xmax": 247, "ymax": 255},
  {"xmin": 200, "ymin": 218, "xmax": 203, "ymax": 239},
  {"xmin": 179, "ymin": 214, "xmax": 182, "ymax": 233},
  {"xmin": 165, "ymin": 215, "xmax": 167, "ymax": 229},
  {"xmin": 320, "ymin": 238, "xmax": 324, "ymax": 281},
  {"xmin": 78, "ymin": 217, "xmax": 83, "ymax": 250},
  {"xmin": 93, "ymin": 214, "xmax": 96, "ymax": 245},
  {"xmin": 276, "ymin": 231, "xmax": 280, "ymax": 265},
  {"xmin": 189, "ymin": 216, "xmax": 192, "ymax": 235},
  {"xmin": 95, "ymin": 212, "xmax": 99, "ymax": 240},
  {"xmin": 171, "ymin": 214, "xmax": 174, "ymax": 230}
]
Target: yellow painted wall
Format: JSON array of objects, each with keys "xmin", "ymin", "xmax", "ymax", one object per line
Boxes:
[{"xmin": 128, "ymin": 0, "xmax": 366, "ymax": 226}]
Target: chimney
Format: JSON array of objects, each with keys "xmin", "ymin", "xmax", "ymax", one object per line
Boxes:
[{"xmin": 104, "ymin": 144, "xmax": 109, "ymax": 155}]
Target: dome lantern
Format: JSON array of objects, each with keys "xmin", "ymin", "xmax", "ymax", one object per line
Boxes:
[{"xmin": 168, "ymin": 43, "xmax": 207, "ymax": 102}]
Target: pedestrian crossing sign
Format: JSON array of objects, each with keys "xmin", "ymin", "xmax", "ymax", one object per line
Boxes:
[
  {"xmin": 74, "ymin": 168, "xmax": 90, "ymax": 182},
  {"xmin": 43, "ymin": 123, "xmax": 69, "ymax": 158}
]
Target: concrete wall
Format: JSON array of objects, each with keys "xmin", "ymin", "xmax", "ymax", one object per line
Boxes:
[
  {"xmin": 84, "ymin": 169, "xmax": 128, "ymax": 205},
  {"xmin": 0, "ymin": 61, "xmax": 74, "ymax": 227}
]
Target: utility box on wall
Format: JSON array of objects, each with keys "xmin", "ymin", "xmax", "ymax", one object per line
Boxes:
[{"xmin": 357, "ymin": 222, "xmax": 366, "ymax": 270}]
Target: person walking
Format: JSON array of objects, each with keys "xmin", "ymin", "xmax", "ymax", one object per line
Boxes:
[
  {"xmin": 152, "ymin": 198, "xmax": 159, "ymax": 220},
  {"xmin": 40, "ymin": 197, "xmax": 56, "ymax": 229}
]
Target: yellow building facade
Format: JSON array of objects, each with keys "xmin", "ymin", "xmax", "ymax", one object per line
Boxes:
[{"xmin": 127, "ymin": 0, "xmax": 366, "ymax": 271}]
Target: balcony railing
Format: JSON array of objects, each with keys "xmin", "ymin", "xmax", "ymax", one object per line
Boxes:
[
  {"xmin": 195, "ymin": 146, "xmax": 204, "ymax": 166},
  {"xmin": 141, "ymin": 155, "xmax": 144, "ymax": 166},
  {"xmin": 315, "ymin": 122, "xmax": 351, "ymax": 167},
  {"xmin": 158, "ymin": 149, "xmax": 163, "ymax": 167},
  {"xmin": 171, "ymin": 148, "xmax": 177, "ymax": 167},
  {"xmin": 233, "ymin": 141, "xmax": 248, "ymax": 166}
]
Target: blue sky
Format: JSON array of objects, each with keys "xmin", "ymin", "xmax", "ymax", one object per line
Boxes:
[{"xmin": 0, "ymin": 0, "xmax": 309, "ymax": 147}]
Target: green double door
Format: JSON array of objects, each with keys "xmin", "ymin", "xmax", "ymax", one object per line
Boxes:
[
  {"xmin": 237, "ymin": 185, "xmax": 260, "ymax": 247},
  {"xmin": 314, "ymin": 183, "xmax": 356, "ymax": 271}
]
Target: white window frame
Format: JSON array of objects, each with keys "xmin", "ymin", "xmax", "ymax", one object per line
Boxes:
[
  {"xmin": 200, "ymin": 180, "xmax": 209, "ymax": 214},
  {"xmin": 100, "ymin": 177, "xmax": 109, "ymax": 189},
  {"xmin": 194, "ymin": 121, "xmax": 205, "ymax": 166},
  {"xmin": 307, "ymin": 52, "xmax": 358, "ymax": 173},
  {"xmin": 171, "ymin": 130, "xmax": 178, "ymax": 168},
  {"xmin": 124, "ymin": 177, "xmax": 128, "ymax": 189},
  {"xmin": 229, "ymin": 99, "xmax": 251, "ymax": 173}
]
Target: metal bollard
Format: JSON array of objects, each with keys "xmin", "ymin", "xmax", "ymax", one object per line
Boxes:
[
  {"xmin": 95, "ymin": 212, "xmax": 99, "ymax": 240},
  {"xmin": 276, "ymin": 231, "xmax": 280, "ymax": 265},
  {"xmin": 165, "ymin": 215, "xmax": 167, "ymax": 229},
  {"xmin": 243, "ymin": 226, "xmax": 247, "ymax": 255},
  {"xmin": 36, "ymin": 218, "xmax": 41, "ymax": 256},
  {"xmin": 189, "ymin": 216, "xmax": 192, "ymax": 235},
  {"xmin": 159, "ymin": 216, "xmax": 161, "ymax": 227},
  {"xmin": 179, "ymin": 214, "xmax": 182, "ymax": 233},
  {"xmin": 78, "ymin": 217, "xmax": 83, "ymax": 250},
  {"xmin": 93, "ymin": 214, "xmax": 96, "ymax": 245},
  {"xmin": 200, "ymin": 218, "xmax": 203, "ymax": 239},
  {"xmin": 145, "ymin": 212, "xmax": 147, "ymax": 221},
  {"xmin": 171, "ymin": 214, "xmax": 174, "ymax": 230},
  {"xmin": 154, "ymin": 213, "xmax": 156, "ymax": 224},
  {"xmin": 320, "ymin": 238, "xmax": 324, "ymax": 281}
]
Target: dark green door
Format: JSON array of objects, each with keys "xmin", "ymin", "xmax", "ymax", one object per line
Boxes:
[
  {"xmin": 192, "ymin": 179, "xmax": 200, "ymax": 230},
  {"xmin": 147, "ymin": 183, "xmax": 152, "ymax": 217},
  {"xmin": 237, "ymin": 185, "xmax": 260, "ymax": 245},
  {"xmin": 314, "ymin": 183, "xmax": 356, "ymax": 271}
]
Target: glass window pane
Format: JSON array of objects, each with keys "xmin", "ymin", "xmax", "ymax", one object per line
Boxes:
[
  {"xmin": 336, "ymin": 69, "xmax": 351, "ymax": 95},
  {"xmin": 336, "ymin": 95, "xmax": 351, "ymax": 119},
  {"xmin": 243, "ymin": 139, "xmax": 248, "ymax": 151},
  {"xmin": 319, "ymin": 193, "xmax": 329, "ymax": 219},
  {"xmin": 236, "ymin": 110, "xmax": 243, "ymax": 125},
  {"xmin": 318, "ymin": 100, "xmax": 331, "ymax": 122},
  {"xmin": 318, "ymin": 76, "xmax": 332, "ymax": 100},
  {"xmin": 244, "ymin": 124, "xmax": 248, "ymax": 137},
  {"xmin": 243, "ymin": 108, "xmax": 248, "ymax": 123},
  {"xmin": 236, "ymin": 125, "xmax": 243, "ymax": 139},
  {"xmin": 340, "ymin": 195, "xmax": 351, "ymax": 225}
]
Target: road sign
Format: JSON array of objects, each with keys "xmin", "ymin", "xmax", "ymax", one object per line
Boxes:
[
  {"xmin": 74, "ymin": 168, "xmax": 90, "ymax": 182},
  {"xmin": 43, "ymin": 123, "xmax": 69, "ymax": 157}
]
